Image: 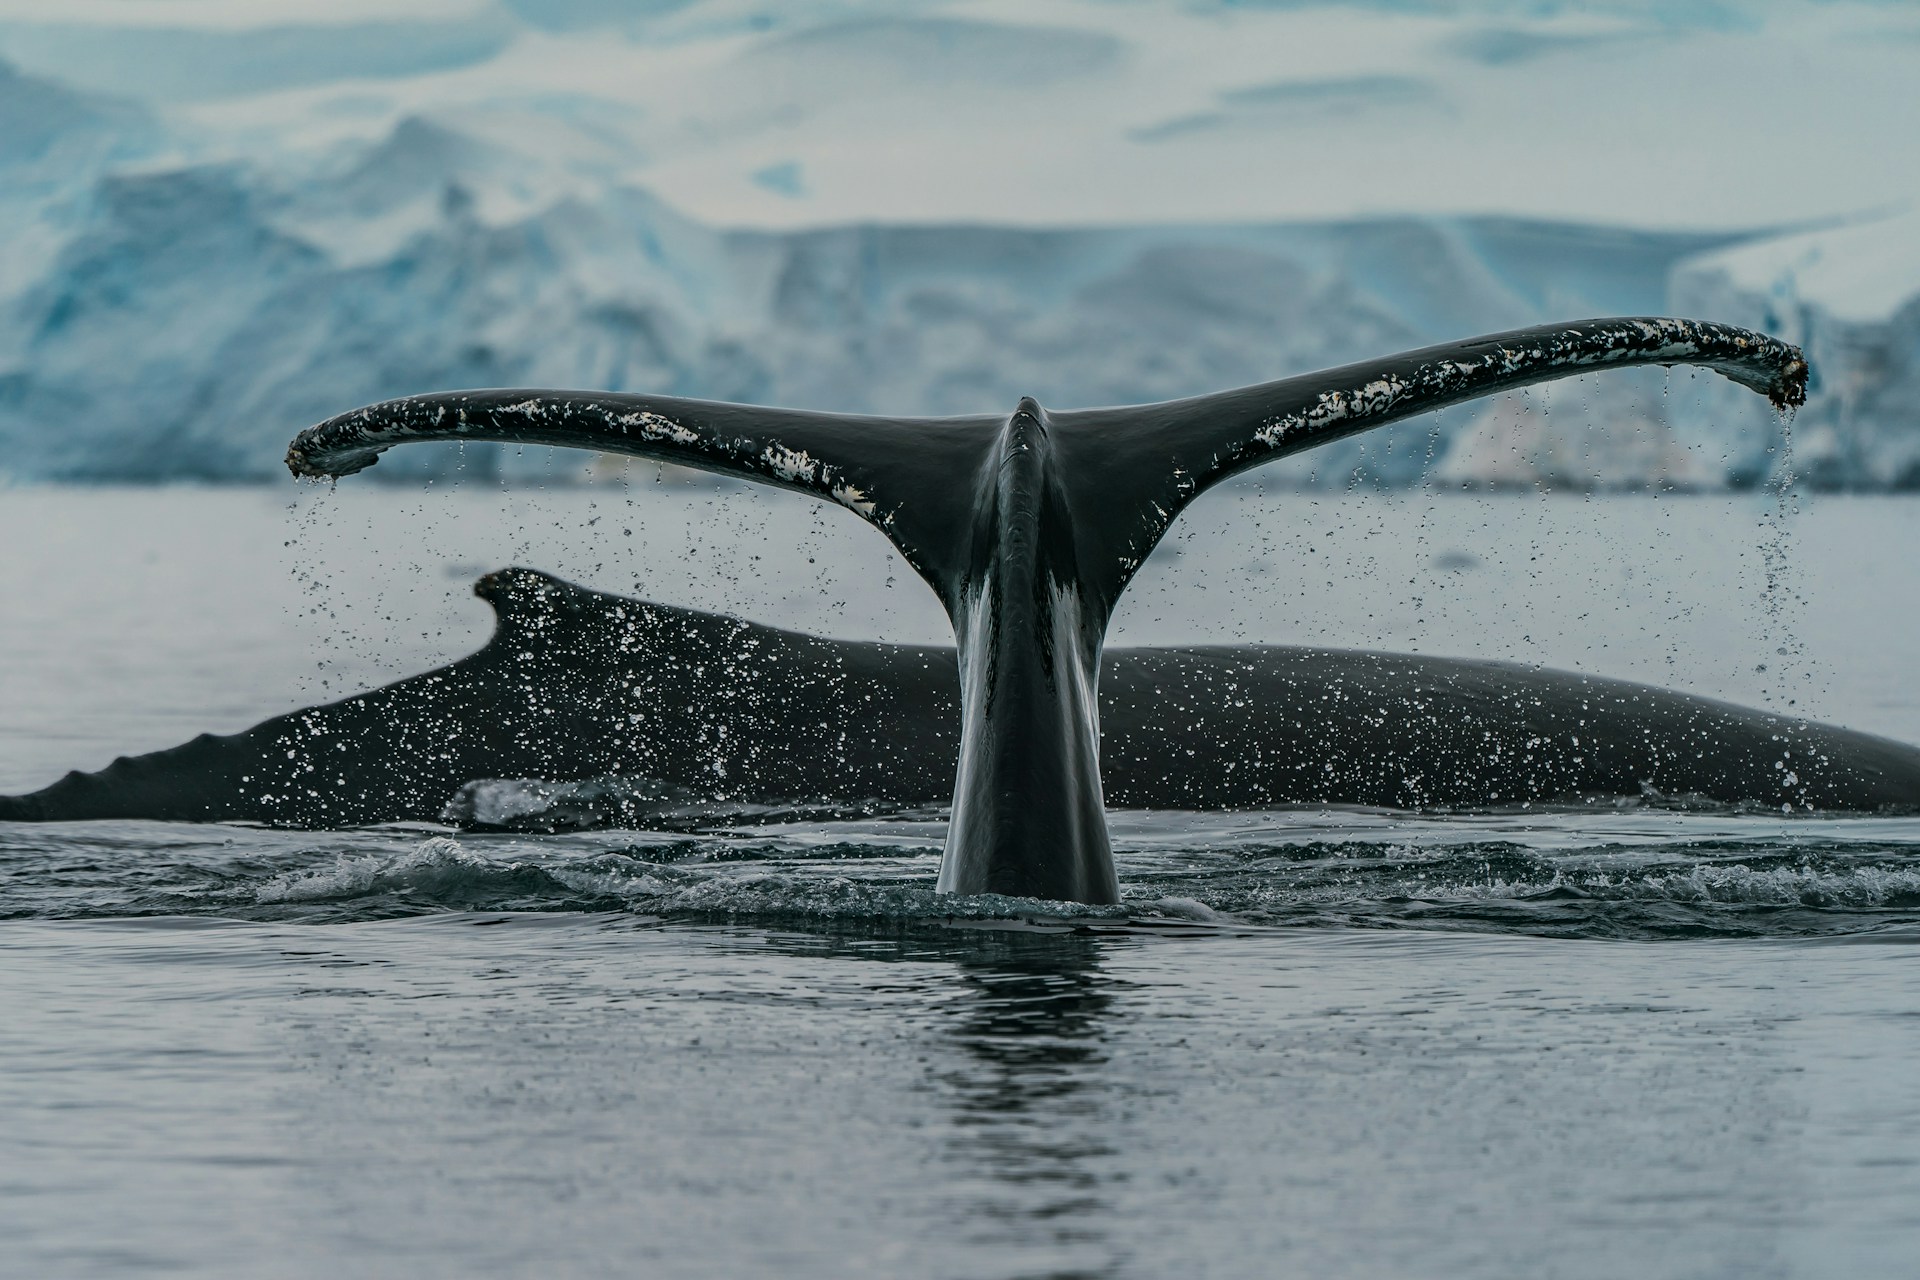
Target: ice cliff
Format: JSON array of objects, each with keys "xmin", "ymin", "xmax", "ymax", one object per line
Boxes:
[{"xmin": 0, "ymin": 0, "xmax": 1913, "ymax": 488}]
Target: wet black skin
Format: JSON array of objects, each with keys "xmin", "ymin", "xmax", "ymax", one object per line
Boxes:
[
  {"xmin": 5, "ymin": 320, "xmax": 1825, "ymax": 904},
  {"xmin": 8, "ymin": 569, "xmax": 1916, "ymax": 836},
  {"xmin": 944, "ymin": 400, "xmax": 1115, "ymax": 900}
]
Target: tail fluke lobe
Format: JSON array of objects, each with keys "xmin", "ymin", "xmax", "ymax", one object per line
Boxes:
[
  {"xmin": 1048, "ymin": 317, "xmax": 1808, "ymax": 610},
  {"xmin": 288, "ymin": 389, "xmax": 1001, "ymax": 601}
]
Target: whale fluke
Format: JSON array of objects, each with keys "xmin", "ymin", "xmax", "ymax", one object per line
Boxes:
[{"xmin": 287, "ymin": 318, "xmax": 1809, "ymax": 904}]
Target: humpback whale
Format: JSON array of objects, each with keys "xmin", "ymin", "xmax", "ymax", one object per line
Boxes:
[
  {"xmin": 266, "ymin": 320, "xmax": 1812, "ymax": 901},
  {"xmin": 7, "ymin": 568, "xmax": 1917, "ymax": 833},
  {"xmin": 276, "ymin": 318, "xmax": 1811, "ymax": 903}
]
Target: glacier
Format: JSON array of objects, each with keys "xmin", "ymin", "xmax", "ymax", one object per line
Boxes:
[{"xmin": 0, "ymin": 0, "xmax": 1914, "ymax": 489}]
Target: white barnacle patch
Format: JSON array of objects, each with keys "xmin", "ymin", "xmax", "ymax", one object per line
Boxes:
[
  {"xmin": 1255, "ymin": 404, "xmax": 1315, "ymax": 448},
  {"xmin": 660, "ymin": 420, "xmax": 700, "ymax": 445},
  {"xmin": 615, "ymin": 410, "xmax": 700, "ymax": 445},
  {"xmin": 1352, "ymin": 374, "xmax": 1406, "ymax": 415},
  {"xmin": 1622, "ymin": 319, "xmax": 1701, "ymax": 362},
  {"xmin": 762, "ymin": 442, "xmax": 820, "ymax": 484},
  {"xmin": 830, "ymin": 481, "xmax": 877, "ymax": 517}
]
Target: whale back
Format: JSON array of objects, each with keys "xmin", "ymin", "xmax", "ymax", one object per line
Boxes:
[{"xmin": 6, "ymin": 570, "xmax": 1916, "ymax": 828}]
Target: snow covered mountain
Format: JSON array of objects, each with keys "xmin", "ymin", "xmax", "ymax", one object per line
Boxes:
[
  {"xmin": 1666, "ymin": 212, "xmax": 1920, "ymax": 491},
  {"xmin": 0, "ymin": 1, "xmax": 1914, "ymax": 488}
]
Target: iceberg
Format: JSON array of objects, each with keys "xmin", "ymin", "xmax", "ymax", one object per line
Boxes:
[{"xmin": 0, "ymin": 0, "xmax": 1914, "ymax": 488}]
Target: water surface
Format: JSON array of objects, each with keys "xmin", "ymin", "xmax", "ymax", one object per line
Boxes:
[{"xmin": 4, "ymin": 488, "xmax": 1919, "ymax": 1277}]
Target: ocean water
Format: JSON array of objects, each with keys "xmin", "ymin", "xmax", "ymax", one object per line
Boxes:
[{"xmin": 4, "ymin": 485, "xmax": 1920, "ymax": 1278}]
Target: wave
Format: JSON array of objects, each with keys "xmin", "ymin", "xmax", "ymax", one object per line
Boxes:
[{"xmin": 6, "ymin": 812, "xmax": 1918, "ymax": 940}]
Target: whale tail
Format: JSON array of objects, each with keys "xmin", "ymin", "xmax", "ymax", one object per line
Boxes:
[{"xmin": 288, "ymin": 317, "xmax": 1808, "ymax": 903}]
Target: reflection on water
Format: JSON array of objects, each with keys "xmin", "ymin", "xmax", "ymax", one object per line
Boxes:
[
  {"xmin": 4, "ymin": 913, "xmax": 1920, "ymax": 1278},
  {"xmin": 939, "ymin": 930, "xmax": 1123, "ymax": 1275}
]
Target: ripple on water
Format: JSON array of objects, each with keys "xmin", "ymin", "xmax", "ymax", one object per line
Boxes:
[{"xmin": 5, "ymin": 809, "xmax": 1920, "ymax": 940}]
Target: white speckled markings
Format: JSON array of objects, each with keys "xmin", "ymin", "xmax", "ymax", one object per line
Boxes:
[{"xmin": 1250, "ymin": 318, "xmax": 1805, "ymax": 453}]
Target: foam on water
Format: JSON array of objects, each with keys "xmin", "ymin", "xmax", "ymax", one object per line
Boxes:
[{"xmin": 8, "ymin": 809, "xmax": 1918, "ymax": 940}]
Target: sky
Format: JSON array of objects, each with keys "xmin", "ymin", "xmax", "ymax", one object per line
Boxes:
[{"xmin": 0, "ymin": 0, "xmax": 1914, "ymax": 232}]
